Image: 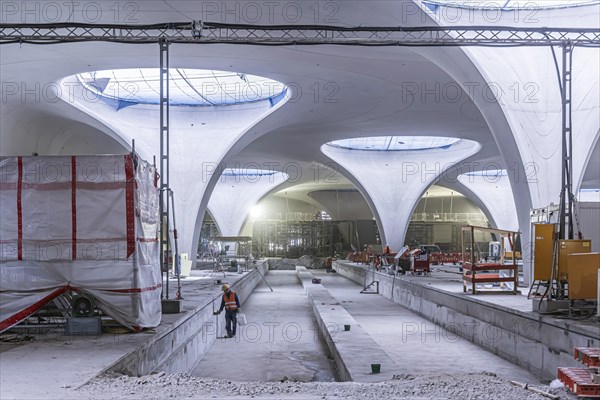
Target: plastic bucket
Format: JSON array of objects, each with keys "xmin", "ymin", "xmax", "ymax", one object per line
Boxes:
[{"xmin": 371, "ymin": 364, "xmax": 381, "ymax": 374}]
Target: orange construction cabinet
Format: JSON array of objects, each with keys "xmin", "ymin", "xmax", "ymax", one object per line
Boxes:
[
  {"xmin": 567, "ymin": 252, "xmax": 599, "ymax": 300},
  {"xmin": 558, "ymin": 240, "xmax": 592, "ymax": 280}
]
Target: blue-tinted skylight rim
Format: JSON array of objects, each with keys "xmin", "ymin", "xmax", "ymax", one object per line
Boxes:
[
  {"xmin": 325, "ymin": 138, "xmax": 464, "ymax": 152},
  {"xmin": 76, "ymin": 69, "xmax": 287, "ymax": 107},
  {"xmin": 222, "ymin": 169, "xmax": 280, "ymax": 177},
  {"xmin": 463, "ymin": 169, "xmax": 508, "ymax": 176},
  {"xmin": 78, "ymin": 82, "xmax": 287, "ymax": 107},
  {"xmin": 422, "ymin": 0, "xmax": 600, "ymax": 10},
  {"xmin": 78, "ymin": 91, "xmax": 285, "ymax": 107}
]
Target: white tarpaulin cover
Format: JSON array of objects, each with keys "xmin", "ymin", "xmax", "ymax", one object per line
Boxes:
[{"xmin": 0, "ymin": 155, "xmax": 161, "ymax": 332}]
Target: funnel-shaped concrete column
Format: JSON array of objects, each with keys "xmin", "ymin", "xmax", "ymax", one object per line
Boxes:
[
  {"xmin": 422, "ymin": 1, "xmax": 600, "ymax": 210},
  {"xmin": 321, "ymin": 139, "xmax": 481, "ymax": 250},
  {"xmin": 456, "ymin": 172, "xmax": 519, "ymax": 232},
  {"xmin": 208, "ymin": 170, "xmax": 288, "ymax": 236},
  {"xmin": 58, "ymin": 76, "xmax": 287, "ymax": 257},
  {"xmin": 417, "ymin": 3, "xmax": 600, "ymax": 284},
  {"xmin": 462, "ymin": 46, "xmax": 599, "ymax": 209}
]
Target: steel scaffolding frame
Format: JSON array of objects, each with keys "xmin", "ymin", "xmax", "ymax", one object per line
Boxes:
[
  {"xmin": 0, "ymin": 22, "xmax": 599, "ymax": 47},
  {"xmin": 251, "ymin": 219, "xmax": 350, "ymax": 258},
  {"xmin": 158, "ymin": 39, "xmax": 171, "ymax": 299},
  {"xmin": 559, "ymin": 43, "xmax": 575, "ymax": 240}
]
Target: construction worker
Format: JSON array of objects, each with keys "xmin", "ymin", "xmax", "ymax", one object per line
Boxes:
[
  {"xmin": 325, "ymin": 256, "xmax": 333, "ymax": 272},
  {"xmin": 383, "ymin": 244, "xmax": 392, "ymax": 255},
  {"xmin": 214, "ymin": 284, "xmax": 241, "ymax": 338},
  {"xmin": 366, "ymin": 245, "xmax": 373, "ymax": 264}
]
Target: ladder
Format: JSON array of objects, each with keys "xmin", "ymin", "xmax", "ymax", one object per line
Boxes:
[
  {"xmin": 169, "ymin": 189, "xmax": 183, "ymax": 300},
  {"xmin": 527, "ymin": 280, "xmax": 550, "ymax": 299},
  {"xmin": 159, "ymin": 186, "xmax": 183, "ymax": 300}
]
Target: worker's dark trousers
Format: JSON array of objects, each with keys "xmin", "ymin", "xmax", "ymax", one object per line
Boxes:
[{"xmin": 225, "ymin": 310, "xmax": 237, "ymax": 336}]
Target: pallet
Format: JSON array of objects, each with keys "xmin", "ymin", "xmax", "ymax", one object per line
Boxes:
[
  {"xmin": 558, "ymin": 367, "xmax": 600, "ymax": 398},
  {"xmin": 575, "ymin": 348, "xmax": 600, "ymax": 368}
]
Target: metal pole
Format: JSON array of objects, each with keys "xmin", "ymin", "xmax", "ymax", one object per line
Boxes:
[
  {"xmin": 159, "ymin": 39, "xmax": 171, "ymax": 299},
  {"xmin": 471, "ymin": 226, "xmax": 476, "ymax": 294},
  {"xmin": 559, "ymin": 42, "xmax": 574, "ymax": 240}
]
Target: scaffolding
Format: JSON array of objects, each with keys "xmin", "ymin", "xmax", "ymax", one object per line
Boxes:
[
  {"xmin": 252, "ymin": 220, "xmax": 354, "ymax": 258},
  {"xmin": 1, "ymin": 23, "xmax": 599, "ymax": 47}
]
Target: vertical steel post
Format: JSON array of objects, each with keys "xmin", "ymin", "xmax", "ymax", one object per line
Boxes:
[
  {"xmin": 471, "ymin": 226, "xmax": 475, "ymax": 295},
  {"xmin": 559, "ymin": 42, "xmax": 574, "ymax": 241},
  {"xmin": 159, "ymin": 39, "xmax": 171, "ymax": 299}
]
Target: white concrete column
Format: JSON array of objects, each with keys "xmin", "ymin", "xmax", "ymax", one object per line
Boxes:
[
  {"xmin": 417, "ymin": 2, "xmax": 600, "ymax": 284},
  {"xmin": 321, "ymin": 139, "xmax": 481, "ymax": 250},
  {"xmin": 457, "ymin": 172, "xmax": 519, "ymax": 232},
  {"xmin": 208, "ymin": 170, "xmax": 288, "ymax": 236},
  {"xmin": 58, "ymin": 77, "xmax": 287, "ymax": 257}
]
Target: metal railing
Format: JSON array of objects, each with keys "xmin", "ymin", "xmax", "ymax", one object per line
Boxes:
[{"xmin": 410, "ymin": 212, "xmax": 488, "ymax": 225}]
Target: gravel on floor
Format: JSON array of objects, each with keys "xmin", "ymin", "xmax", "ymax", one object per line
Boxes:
[{"xmin": 76, "ymin": 370, "xmax": 576, "ymax": 400}]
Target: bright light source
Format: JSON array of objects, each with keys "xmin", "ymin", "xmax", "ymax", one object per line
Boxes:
[{"xmin": 250, "ymin": 206, "xmax": 263, "ymax": 219}]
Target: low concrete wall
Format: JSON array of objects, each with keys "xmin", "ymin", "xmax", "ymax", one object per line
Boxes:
[
  {"xmin": 296, "ymin": 266, "xmax": 398, "ymax": 382},
  {"xmin": 107, "ymin": 261, "xmax": 269, "ymax": 376},
  {"xmin": 334, "ymin": 261, "xmax": 599, "ymax": 382}
]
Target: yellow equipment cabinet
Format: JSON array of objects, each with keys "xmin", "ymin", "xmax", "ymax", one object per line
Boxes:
[
  {"xmin": 533, "ymin": 224, "xmax": 555, "ymax": 281},
  {"xmin": 558, "ymin": 240, "xmax": 592, "ymax": 280},
  {"xmin": 567, "ymin": 253, "xmax": 599, "ymax": 300}
]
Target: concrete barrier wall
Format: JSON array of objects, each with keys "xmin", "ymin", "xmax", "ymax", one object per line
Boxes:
[
  {"xmin": 296, "ymin": 267, "xmax": 398, "ymax": 382},
  {"xmin": 107, "ymin": 261, "xmax": 269, "ymax": 376},
  {"xmin": 334, "ymin": 261, "xmax": 599, "ymax": 381},
  {"xmin": 296, "ymin": 267, "xmax": 352, "ymax": 381}
]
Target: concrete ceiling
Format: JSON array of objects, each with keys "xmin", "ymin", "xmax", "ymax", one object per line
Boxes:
[
  {"xmin": 0, "ymin": 35, "xmax": 501, "ymax": 220},
  {"xmin": 1, "ymin": 0, "xmax": 599, "ymax": 253},
  {"xmin": 0, "ymin": 0, "xmax": 498, "ymax": 165}
]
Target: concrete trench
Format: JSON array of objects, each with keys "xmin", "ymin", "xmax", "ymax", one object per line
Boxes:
[
  {"xmin": 192, "ymin": 270, "xmax": 338, "ymax": 382},
  {"xmin": 190, "ymin": 268, "xmax": 545, "ymax": 385},
  {"xmin": 103, "ymin": 263, "xmax": 595, "ymax": 385}
]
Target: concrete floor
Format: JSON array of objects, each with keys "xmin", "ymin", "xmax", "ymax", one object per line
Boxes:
[
  {"xmin": 0, "ymin": 267, "xmax": 553, "ymax": 399},
  {"xmin": 0, "ymin": 269, "xmax": 256, "ymax": 400},
  {"xmin": 192, "ymin": 271, "xmax": 337, "ymax": 382},
  {"xmin": 311, "ymin": 270, "xmax": 543, "ymax": 384},
  {"xmin": 193, "ymin": 269, "xmax": 542, "ymax": 385}
]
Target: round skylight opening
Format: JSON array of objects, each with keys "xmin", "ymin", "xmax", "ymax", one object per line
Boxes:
[
  {"xmin": 76, "ymin": 68, "xmax": 287, "ymax": 107},
  {"xmin": 422, "ymin": 0, "xmax": 599, "ymax": 9},
  {"xmin": 325, "ymin": 136, "xmax": 462, "ymax": 152},
  {"xmin": 463, "ymin": 169, "xmax": 508, "ymax": 177},
  {"xmin": 222, "ymin": 168, "xmax": 280, "ymax": 177},
  {"xmin": 219, "ymin": 168, "xmax": 289, "ymax": 183}
]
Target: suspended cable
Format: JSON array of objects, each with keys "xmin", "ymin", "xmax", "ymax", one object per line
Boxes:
[{"xmin": 176, "ymin": 69, "xmax": 216, "ymax": 106}]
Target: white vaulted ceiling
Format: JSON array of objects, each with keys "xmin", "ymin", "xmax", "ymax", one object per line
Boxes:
[{"xmin": 1, "ymin": 0, "xmax": 599, "ymax": 269}]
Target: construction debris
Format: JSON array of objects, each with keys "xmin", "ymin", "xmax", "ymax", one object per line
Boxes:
[{"xmin": 74, "ymin": 371, "xmax": 573, "ymax": 400}]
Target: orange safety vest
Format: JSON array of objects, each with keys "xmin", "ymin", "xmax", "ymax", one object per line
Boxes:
[{"xmin": 223, "ymin": 291, "xmax": 238, "ymax": 311}]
